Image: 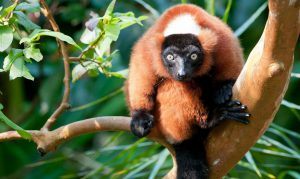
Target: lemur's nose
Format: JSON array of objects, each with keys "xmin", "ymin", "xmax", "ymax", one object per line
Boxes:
[{"xmin": 177, "ymin": 71, "xmax": 187, "ymax": 80}]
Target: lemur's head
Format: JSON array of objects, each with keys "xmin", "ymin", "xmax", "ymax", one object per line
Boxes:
[
  {"xmin": 161, "ymin": 34, "xmax": 204, "ymax": 81},
  {"xmin": 155, "ymin": 14, "xmax": 217, "ymax": 81}
]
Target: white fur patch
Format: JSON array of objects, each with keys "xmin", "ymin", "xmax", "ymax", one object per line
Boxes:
[{"xmin": 163, "ymin": 14, "xmax": 201, "ymax": 37}]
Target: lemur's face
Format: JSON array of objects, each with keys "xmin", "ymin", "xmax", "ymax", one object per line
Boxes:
[{"xmin": 161, "ymin": 34, "xmax": 204, "ymax": 81}]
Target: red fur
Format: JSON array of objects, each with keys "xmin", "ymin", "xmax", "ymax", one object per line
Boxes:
[{"xmin": 125, "ymin": 4, "xmax": 244, "ymax": 143}]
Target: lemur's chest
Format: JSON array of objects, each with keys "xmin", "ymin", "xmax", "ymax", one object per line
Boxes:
[
  {"xmin": 153, "ymin": 79, "xmax": 208, "ymax": 143},
  {"xmin": 154, "ymin": 80, "xmax": 207, "ymax": 123}
]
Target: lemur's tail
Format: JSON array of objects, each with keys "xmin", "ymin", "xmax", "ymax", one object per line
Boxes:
[{"xmin": 172, "ymin": 131, "xmax": 209, "ymax": 179}]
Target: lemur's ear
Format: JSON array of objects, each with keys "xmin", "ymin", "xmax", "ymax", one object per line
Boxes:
[{"xmin": 198, "ymin": 28, "xmax": 218, "ymax": 54}]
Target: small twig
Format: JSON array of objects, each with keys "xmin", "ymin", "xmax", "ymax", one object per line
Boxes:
[
  {"xmin": 69, "ymin": 57, "xmax": 81, "ymax": 62},
  {"xmin": 39, "ymin": 0, "xmax": 71, "ymax": 131}
]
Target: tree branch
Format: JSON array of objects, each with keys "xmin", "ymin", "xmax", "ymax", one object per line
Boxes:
[
  {"xmin": 0, "ymin": 117, "xmax": 131, "ymax": 153},
  {"xmin": 39, "ymin": 0, "xmax": 71, "ymax": 131},
  {"xmin": 205, "ymin": 0, "xmax": 300, "ymax": 178}
]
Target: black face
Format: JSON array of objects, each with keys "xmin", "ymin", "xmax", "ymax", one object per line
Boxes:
[{"xmin": 161, "ymin": 34, "xmax": 204, "ymax": 81}]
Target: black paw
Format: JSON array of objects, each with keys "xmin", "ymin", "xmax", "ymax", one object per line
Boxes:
[
  {"xmin": 217, "ymin": 100, "xmax": 250, "ymax": 124},
  {"xmin": 213, "ymin": 81, "xmax": 234, "ymax": 105},
  {"xmin": 130, "ymin": 110, "xmax": 154, "ymax": 138}
]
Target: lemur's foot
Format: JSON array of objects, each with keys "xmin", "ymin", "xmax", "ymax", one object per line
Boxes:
[
  {"xmin": 213, "ymin": 81, "xmax": 234, "ymax": 105},
  {"xmin": 218, "ymin": 100, "xmax": 250, "ymax": 124},
  {"xmin": 130, "ymin": 110, "xmax": 154, "ymax": 138}
]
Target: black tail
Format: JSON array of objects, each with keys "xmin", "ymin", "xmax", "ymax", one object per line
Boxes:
[{"xmin": 173, "ymin": 131, "xmax": 209, "ymax": 179}]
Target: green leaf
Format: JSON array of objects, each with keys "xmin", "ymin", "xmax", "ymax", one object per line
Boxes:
[
  {"xmin": 234, "ymin": 2, "xmax": 267, "ymax": 37},
  {"xmin": 149, "ymin": 149, "xmax": 169, "ymax": 179},
  {"xmin": 124, "ymin": 156, "xmax": 158, "ymax": 179},
  {"xmin": 2, "ymin": 48, "xmax": 23, "ymax": 71},
  {"xmin": 115, "ymin": 12, "xmax": 148, "ymax": 29},
  {"xmin": 245, "ymin": 152, "xmax": 262, "ymax": 178},
  {"xmin": 109, "ymin": 69, "xmax": 128, "ymax": 79},
  {"xmin": 80, "ymin": 28, "xmax": 101, "ymax": 44},
  {"xmin": 15, "ymin": 2, "xmax": 40, "ymax": 13},
  {"xmin": 20, "ymin": 29, "xmax": 81, "ymax": 50},
  {"xmin": 70, "ymin": 88, "xmax": 123, "ymax": 112},
  {"xmin": 0, "ymin": 25, "xmax": 13, "ymax": 52},
  {"xmin": 104, "ymin": 0, "xmax": 116, "ymax": 17},
  {"xmin": 9, "ymin": 56, "xmax": 34, "ymax": 80},
  {"xmin": 0, "ymin": 104, "xmax": 3, "ymax": 110},
  {"xmin": 72, "ymin": 61, "xmax": 99, "ymax": 82},
  {"xmin": 14, "ymin": 11, "xmax": 40, "ymax": 31},
  {"xmin": 95, "ymin": 35, "xmax": 113, "ymax": 57},
  {"xmin": 38, "ymin": 30, "xmax": 81, "ymax": 49},
  {"xmin": 0, "ymin": 2, "xmax": 17, "ymax": 18},
  {"xmin": 0, "ymin": 109, "xmax": 31, "ymax": 140},
  {"xmin": 205, "ymin": 0, "xmax": 215, "ymax": 15},
  {"xmin": 278, "ymin": 171, "xmax": 300, "ymax": 179},
  {"xmin": 104, "ymin": 24, "xmax": 120, "ymax": 41},
  {"xmin": 222, "ymin": 0, "xmax": 233, "ymax": 23},
  {"xmin": 23, "ymin": 46, "xmax": 43, "ymax": 62}
]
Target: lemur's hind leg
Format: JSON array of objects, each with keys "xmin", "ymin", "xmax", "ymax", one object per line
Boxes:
[{"xmin": 173, "ymin": 132, "xmax": 209, "ymax": 179}]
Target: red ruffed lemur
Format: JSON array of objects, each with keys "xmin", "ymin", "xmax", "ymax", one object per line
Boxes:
[{"xmin": 125, "ymin": 4, "xmax": 250, "ymax": 179}]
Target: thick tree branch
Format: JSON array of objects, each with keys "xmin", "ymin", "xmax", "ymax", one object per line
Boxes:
[
  {"xmin": 39, "ymin": 0, "xmax": 71, "ymax": 131},
  {"xmin": 205, "ymin": 0, "xmax": 300, "ymax": 178}
]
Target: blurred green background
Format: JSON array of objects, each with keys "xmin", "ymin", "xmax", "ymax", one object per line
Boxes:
[{"xmin": 0, "ymin": 0, "xmax": 299, "ymax": 178}]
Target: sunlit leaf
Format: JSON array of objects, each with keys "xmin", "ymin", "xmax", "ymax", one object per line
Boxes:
[
  {"xmin": 245, "ymin": 152, "xmax": 262, "ymax": 178},
  {"xmin": 72, "ymin": 61, "xmax": 99, "ymax": 82},
  {"xmin": 80, "ymin": 28, "xmax": 102, "ymax": 44},
  {"xmin": 0, "ymin": 25, "xmax": 13, "ymax": 52},
  {"xmin": 104, "ymin": 24, "xmax": 120, "ymax": 41},
  {"xmin": 104, "ymin": 0, "xmax": 116, "ymax": 17},
  {"xmin": 149, "ymin": 149, "xmax": 169, "ymax": 179},
  {"xmin": 23, "ymin": 46, "xmax": 43, "ymax": 62},
  {"xmin": 109, "ymin": 69, "xmax": 128, "ymax": 79},
  {"xmin": 1, "ymin": 48, "xmax": 23, "ymax": 71},
  {"xmin": 95, "ymin": 35, "xmax": 113, "ymax": 56},
  {"xmin": 9, "ymin": 56, "xmax": 34, "ymax": 80},
  {"xmin": 0, "ymin": 2, "xmax": 17, "ymax": 18}
]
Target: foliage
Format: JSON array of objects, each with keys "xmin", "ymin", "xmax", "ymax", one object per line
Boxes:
[
  {"xmin": 0, "ymin": 0, "xmax": 299, "ymax": 178},
  {"xmin": 0, "ymin": 103, "xmax": 31, "ymax": 140}
]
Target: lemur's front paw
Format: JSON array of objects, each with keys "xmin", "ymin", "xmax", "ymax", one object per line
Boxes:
[
  {"xmin": 130, "ymin": 110, "xmax": 154, "ymax": 138},
  {"xmin": 217, "ymin": 100, "xmax": 250, "ymax": 124},
  {"xmin": 214, "ymin": 81, "xmax": 234, "ymax": 105}
]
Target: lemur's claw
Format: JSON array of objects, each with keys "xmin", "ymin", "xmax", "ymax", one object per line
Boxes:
[
  {"xmin": 219, "ymin": 100, "xmax": 250, "ymax": 124},
  {"xmin": 130, "ymin": 110, "xmax": 154, "ymax": 138}
]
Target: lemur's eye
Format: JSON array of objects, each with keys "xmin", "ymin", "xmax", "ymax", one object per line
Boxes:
[
  {"xmin": 190, "ymin": 53, "xmax": 198, "ymax": 60},
  {"xmin": 166, "ymin": 54, "xmax": 174, "ymax": 61}
]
